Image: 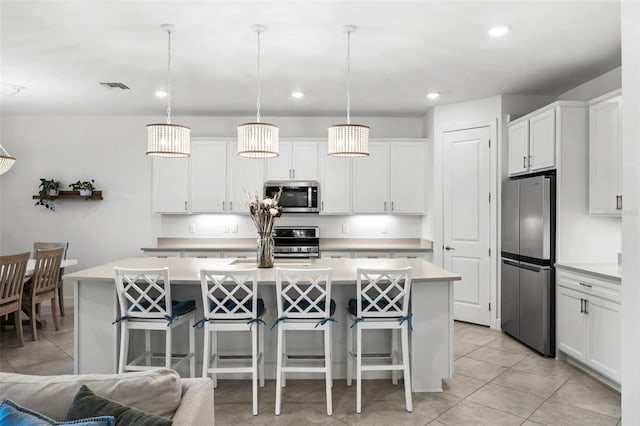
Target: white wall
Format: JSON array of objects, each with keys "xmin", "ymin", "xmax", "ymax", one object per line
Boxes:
[
  {"xmin": 621, "ymin": 2, "xmax": 640, "ymax": 424},
  {"xmin": 559, "ymin": 66, "xmax": 622, "ymax": 101}
]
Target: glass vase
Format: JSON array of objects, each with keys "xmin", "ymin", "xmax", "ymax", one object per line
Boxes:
[{"xmin": 257, "ymin": 232, "xmax": 275, "ymax": 268}]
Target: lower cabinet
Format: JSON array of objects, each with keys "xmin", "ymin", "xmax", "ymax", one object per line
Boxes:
[
  {"xmin": 556, "ymin": 269, "xmax": 621, "ymax": 383},
  {"xmin": 143, "ymin": 251, "xmax": 183, "ymax": 258}
]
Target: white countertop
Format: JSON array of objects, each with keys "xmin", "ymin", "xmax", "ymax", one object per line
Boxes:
[
  {"xmin": 555, "ymin": 262, "xmax": 621, "ymax": 282},
  {"xmin": 63, "ymin": 257, "xmax": 460, "ymax": 284}
]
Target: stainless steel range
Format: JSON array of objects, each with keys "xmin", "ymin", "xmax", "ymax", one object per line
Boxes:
[{"xmin": 273, "ymin": 226, "xmax": 320, "ymax": 258}]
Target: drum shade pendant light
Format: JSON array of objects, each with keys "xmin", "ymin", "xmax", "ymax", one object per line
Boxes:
[
  {"xmin": 146, "ymin": 24, "xmax": 190, "ymax": 158},
  {"xmin": 237, "ymin": 25, "xmax": 279, "ymax": 158},
  {"xmin": 0, "ymin": 144, "xmax": 16, "ymax": 175},
  {"xmin": 328, "ymin": 25, "xmax": 369, "ymax": 157}
]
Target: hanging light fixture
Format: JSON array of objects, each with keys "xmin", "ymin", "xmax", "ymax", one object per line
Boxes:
[
  {"xmin": 237, "ymin": 25, "xmax": 279, "ymax": 158},
  {"xmin": 146, "ymin": 24, "xmax": 190, "ymax": 158},
  {"xmin": 328, "ymin": 25, "xmax": 369, "ymax": 157},
  {"xmin": 0, "ymin": 144, "xmax": 16, "ymax": 175}
]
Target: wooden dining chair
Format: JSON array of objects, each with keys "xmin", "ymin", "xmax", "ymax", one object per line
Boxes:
[
  {"xmin": 23, "ymin": 247, "xmax": 64, "ymax": 340},
  {"xmin": 33, "ymin": 242, "xmax": 69, "ymax": 316},
  {"xmin": 0, "ymin": 252, "xmax": 30, "ymax": 346}
]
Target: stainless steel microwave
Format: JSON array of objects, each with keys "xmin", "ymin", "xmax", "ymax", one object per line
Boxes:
[{"xmin": 264, "ymin": 181, "xmax": 320, "ymax": 213}]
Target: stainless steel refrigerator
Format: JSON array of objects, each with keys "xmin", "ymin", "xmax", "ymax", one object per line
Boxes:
[{"xmin": 501, "ymin": 173, "xmax": 555, "ymax": 357}]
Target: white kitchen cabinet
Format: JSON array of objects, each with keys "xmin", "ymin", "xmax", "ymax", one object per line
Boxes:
[
  {"xmin": 393, "ymin": 251, "xmax": 429, "ymax": 260},
  {"xmin": 190, "ymin": 140, "xmax": 227, "ymax": 213},
  {"xmin": 265, "ymin": 141, "xmax": 318, "ymax": 181},
  {"xmin": 228, "ymin": 151, "xmax": 265, "ymax": 213},
  {"xmin": 152, "ymin": 157, "xmax": 189, "ymax": 213},
  {"xmin": 556, "ymin": 268, "xmax": 621, "ymax": 384},
  {"xmin": 352, "ymin": 251, "xmax": 392, "ymax": 258},
  {"xmin": 318, "ymin": 142, "xmax": 351, "ymax": 214},
  {"xmin": 507, "ymin": 106, "xmax": 557, "ymax": 176},
  {"xmin": 353, "ymin": 140, "xmax": 426, "ymax": 214},
  {"xmin": 589, "ymin": 90, "xmax": 622, "ymax": 216},
  {"xmin": 143, "ymin": 251, "xmax": 183, "ymax": 258}
]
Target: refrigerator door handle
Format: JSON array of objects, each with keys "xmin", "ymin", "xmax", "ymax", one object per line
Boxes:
[{"xmin": 502, "ymin": 259, "xmax": 520, "ymax": 268}]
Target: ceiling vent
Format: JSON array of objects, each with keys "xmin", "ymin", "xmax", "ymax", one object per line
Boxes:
[{"xmin": 99, "ymin": 82, "xmax": 130, "ymax": 90}]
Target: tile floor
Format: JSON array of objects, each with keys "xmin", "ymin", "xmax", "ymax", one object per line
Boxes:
[{"xmin": 0, "ymin": 311, "xmax": 621, "ymax": 425}]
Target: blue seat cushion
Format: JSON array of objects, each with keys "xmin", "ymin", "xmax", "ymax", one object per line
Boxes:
[
  {"xmin": 347, "ymin": 298, "xmax": 392, "ymax": 316},
  {"xmin": 211, "ymin": 298, "xmax": 266, "ymax": 318},
  {"xmin": 284, "ymin": 299, "xmax": 336, "ymax": 316},
  {"xmin": 132, "ymin": 299, "xmax": 196, "ymax": 317}
]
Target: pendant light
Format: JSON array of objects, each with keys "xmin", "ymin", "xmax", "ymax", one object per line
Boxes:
[
  {"xmin": 146, "ymin": 24, "xmax": 190, "ymax": 158},
  {"xmin": 328, "ymin": 25, "xmax": 369, "ymax": 157},
  {"xmin": 237, "ymin": 25, "xmax": 279, "ymax": 158},
  {"xmin": 0, "ymin": 144, "xmax": 16, "ymax": 175}
]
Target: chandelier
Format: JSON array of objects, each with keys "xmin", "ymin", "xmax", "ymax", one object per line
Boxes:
[
  {"xmin": 0, "ymin": 144, "xmax": 16, "ymax": 175},
  {"xmin": 146, "ymin": 24, "xmax": 190, "ymax": 158},
  {"xmin": 328, "ymin": 25, "xmax": 369, "ymax": 157},
  {"xmin": 237, "ymin": 25, "xmax": 279, "ymax": 158}
]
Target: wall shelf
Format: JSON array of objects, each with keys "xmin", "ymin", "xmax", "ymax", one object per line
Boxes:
[{"xmin": 32, "ymin": 190, "xmax": 103, "ymax": 200}]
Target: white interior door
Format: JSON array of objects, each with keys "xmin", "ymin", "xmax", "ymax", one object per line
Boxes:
[{"xmin": 443, "ymin": 126, "xmax": 491, "ymax": 325}]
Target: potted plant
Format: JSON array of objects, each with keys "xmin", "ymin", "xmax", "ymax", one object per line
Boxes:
[
  {"xmin": 39, "ymin": 178, "xmax": 61, "ymax": 197},
  {"xmin": 69, "ymin": 179, "xmax": 95, "ymax": 196}
]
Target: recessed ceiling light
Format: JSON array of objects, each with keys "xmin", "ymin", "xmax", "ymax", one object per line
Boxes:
[
  {"xmin": 427, "ymin": 92, "xmax": 440, "ymax": 100},
  {"xmin": 291, "ymin": 91, "xmax": 304, "ymax": 99},
  {"xmin": 489, "ymin": 26, "xmax": 510, "ymax": 37},
  {"xmin": 155, "ymin": 91, "xmax": 167, "ymax": 98}
]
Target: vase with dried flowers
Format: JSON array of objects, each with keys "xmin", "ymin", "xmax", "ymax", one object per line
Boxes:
[{"xmin": 246, "ymin": 187, "xmax": 283, "ymax": 268}]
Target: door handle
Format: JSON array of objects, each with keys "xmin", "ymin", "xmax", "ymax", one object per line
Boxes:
[
  {"xmin": 616, "ymin": 195, "xmax": 622, "ymax": 210},
  {"xmin": 444, "ymin": 245, "xmax": 455, "ymax": 251}
]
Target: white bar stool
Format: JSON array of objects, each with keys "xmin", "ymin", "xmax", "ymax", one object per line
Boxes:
[
  {"xmin": 114, "ymin": 267, "xmax": 196, "ymax": 376},
  {"xmin": 346, "ymin": 267, "xmax": 413, "ymax": 413},
  {"xmin": 274, "ymin": 267, "xmax": 335, "ymax": 416},
  {"xmin": 199, "ymin": 268, "xmax": 265, "ymax": 416}
]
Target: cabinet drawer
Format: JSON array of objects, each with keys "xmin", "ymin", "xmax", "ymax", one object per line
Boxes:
[
  {"xmin": 143, "ymin": 251, "xmax": 183, "ymax": 258},
  {"xmin": 556, "ymin": 270, "xmax": 620, "ymax": 303},
  {"xmin": 183, "ymin": 251, "xmax": 221, "ymax": 258},
  {"xmin": 321, "ymin": 251, "xmax": 353, "ymax": 259}
]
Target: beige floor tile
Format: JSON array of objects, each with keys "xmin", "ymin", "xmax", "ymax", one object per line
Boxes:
[
  {"xmin": 454, "ymin": 341, "xmax": 480, "ymax": 358},
  {"xmin": 521, "ymin": 421, "xmax": 544, "ymax": 426},
  {"xmin": 466, "ymin": 383, "xmax": 545, "ymax": 418},
  {"xmin": 338, "ymin": 399, "xmax": 431, "ymax": 426},
  {"xmin": 466, "ymin": 346, "xmax": 527, "ymax": 368},
  {"xmin": 511, "ymin": 354, "xmax": 577, "ymax": 379},
  {"xmin": 443, "ymin": 373, "xmax": 487, "ymax": 399},
  {"xmin": 491, "ymin": 369, "xmax": 568, "ymax": 399},
  {"xmin": 529, "ymin": 399, "xmax": 618, "ymax": 426},
  {"xmin": 7, "ymin": 345, "xmax": 71, "ymax": 368},
  {"xmin": 454, "ymin": 357, "xmax": 507, "ymax": 382},
  {"xmin": 435, "ymin": 400, "xmax": 525, "ymax": 426},
  {"xmin": 454, "ymin": 321, "xmax": 472, "ymax": 333},
  {"xmin": 412, "ymin": 391, "xmax": 461, "ymax": 421},
  {"xmin": 15, "ymin": 357, "xmax": 73, "ymax": 375},
  {"xmin": 455, "ymin": 331, "xmax": 499, "ymax": 347},
  {"xmin": 428, "ymin": 422, "xmax": 447, "ymax": 426},
  {"xmin": 550, "ymin": 372, "xmax": 621, "ymax": 418},
  {"xmin": 485, "ymin": 335, "xmax": 533, "ymax": 355},
  {"xmin": 0, "ymin": 356, "xmax": 15, "ymax": 373}
]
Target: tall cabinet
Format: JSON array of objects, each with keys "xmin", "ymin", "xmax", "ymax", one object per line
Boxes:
[{"xmin": 589, "ymin": 89, "xmax": 622, "ymax": 216}]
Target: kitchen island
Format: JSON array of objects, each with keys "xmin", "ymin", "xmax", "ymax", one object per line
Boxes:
[{"xmin": 64, "ymin": 257, "xmax": 460, "ymax": 392}]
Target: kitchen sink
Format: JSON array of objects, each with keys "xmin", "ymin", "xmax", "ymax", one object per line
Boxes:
[{"xmin": 230, "ymin": 258, "xmax": 311, "ymax": 267}]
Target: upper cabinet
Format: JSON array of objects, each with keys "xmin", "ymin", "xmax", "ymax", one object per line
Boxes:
[
  {"xmin": 318, "ymin": 142, "xmax": 351, "ymax": 215},
  {"xmin": 190, "ymin": 141, "xmax": 227, "ymax": 213},
  {"xmin": 589, "ymin": 89, "xmax": 622, "ymax": 216},
  {"xmin": 353, "ymin": 139, "xmax": 426, "ymax": 214},
  {"xmin": 507, "ymin": 107, "xmax": 556, "ymax": 176},
  {"xmin": 152, "ymin": 156, "xmax": 190, "ymax": 213},
  {"xmin": 228, "ymin": 149, "xmax": 264, "ymax": 214},
  {"xmin": 265, "ymin": 141, "xmax": 318, "ymax": 181}
]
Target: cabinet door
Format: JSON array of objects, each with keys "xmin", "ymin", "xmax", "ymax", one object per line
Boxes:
[
  {"xmin": 589, "ymin": 96, "xmax": 622, "ymax": 215},
  {"xmin": 585, "ymin": 295, "xmax": 621, "ymax": 381},
  {"xmin": 508, "ymin": 120, "xmax": 529, "ymax": 176},
  {"xmin": 556, "ymin": 285, "xmax": 587, "ymax": 362},
  {"xmin": 353, "ymin": 142, "xmax": 389, "ymax": 213},
  {"xmin": 389, "ymin": 141, "xmax": 425, "ymax": 214},
  {"xmin": 152, "ymin": 157, "xmax": 189, "ymax": 213},
  {"xmin": 265, "ymin": 141, "xmax": 293, "ymax": 180},
  {"xmin": 228, "ymin": 149, "xmax": 265, "ymax": 213},
  {"xmin": 291, "ymin": 142, "xmax": 318, "ymax": 180},
  {"xmin": 529, "ymin": 108, "xmax": 556, "ymax": 171},
  {"xmin": 318, "ymin": 143, "xmax": 351, "ymax": 214},
  {"xmin": 190, "ymin": 141, "xmax": 227, "ymax": 213}
]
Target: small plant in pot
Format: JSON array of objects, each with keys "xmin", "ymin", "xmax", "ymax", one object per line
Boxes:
[
  {"xmin": 69, "ymin": 179, "xmax": 95, "ymax": 196},
  {"xmin": 35, "ymin": 178, "xmax": 61, "ymax": 211}
]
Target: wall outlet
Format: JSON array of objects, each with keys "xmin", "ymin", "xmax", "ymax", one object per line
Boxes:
[
  {"xmin": 381, "ymin": 225, "xmax": 388, "ymax": 234},
  {"xmin": 189, "ymin": 224, "xmax": 196, "ymax": 233},
  {"xmin": 232, "ymin": 224, "xmax": 238, "ymax": 233},
  {"xmin": 342, "ymin": 224, "xmax": 349, "ymax": 234}
]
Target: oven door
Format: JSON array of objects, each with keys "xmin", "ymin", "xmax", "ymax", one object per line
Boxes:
[{"xmin": 265, "ymin": 181, "xmax": 319, "ymax": 213}]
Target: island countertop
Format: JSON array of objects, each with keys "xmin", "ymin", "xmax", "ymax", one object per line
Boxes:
[
  {"xmin": 64, "ymin": 256, "xmax": 460, "ymax": 284},
  {"xmin": 139, "ymin": 237, "xmax": 434, "ymax": 253}
]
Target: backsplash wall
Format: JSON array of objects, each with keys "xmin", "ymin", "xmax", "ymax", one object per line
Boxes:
[{"xmin": 160, "ymin": 214, "xmax": 424, "ymax": 239}]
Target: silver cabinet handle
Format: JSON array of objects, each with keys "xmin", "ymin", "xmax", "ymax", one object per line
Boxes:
[
  {"xmin": 184, "ymin": 201, "xmax": 188, "ymax": 211},
  {"xmin": 289, "ymin": 169, "xmax": 292, "ymax": 179},
  {"xmin": 321, "ymin": 201, "xmax": 324, "ymax": 211},
  {"xmin": 444, "ymin": 245, "xmax": 455, "ymax": 251},
  {"xmin": 292, "ymin": 169, "xmax": 296, "ymax": 179},
  {"xmin": 391, "ymin": 201, "xmax": 394, "ymax": 211},
  {"xmin": 529, "ymin": 155, "xmax": 532, "ymax": 167},
  {"xmin": 230, "ymin": 201, "xmax": 233, "ymax": 211},
  {"xmin": 384, "ymin": 201, "xmax": 387, "ymax": 211},
  {"xmin": 579, "ymin": 282, "xmax": 592, "ymax": 288},
  {"xmin": 222, "ymin": 201, "xmax": 225, "ymax": 210},
  {"xmin": 580, "ymin": 298, "xmax": 584, "ymax": 313},
  {"xmin": 523, "ymin": 156, "xmax": 527, "ymax": 168},
  {"xmin": 584, "ymin": 299, "xmax": 589, "ymax": 314},
  {"xmin": 616, "ymin": 195, "xmax": 622, "ymax": 210}
]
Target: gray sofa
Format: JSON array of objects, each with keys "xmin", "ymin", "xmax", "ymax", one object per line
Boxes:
[{"xmin": 0, "ymin": 368, "xmax": 214, "ymax": 425}]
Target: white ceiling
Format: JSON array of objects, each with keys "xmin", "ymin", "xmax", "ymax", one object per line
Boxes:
[{"xmin": 0, "ymin": 0, "xmax": 621, "ymax": 117}]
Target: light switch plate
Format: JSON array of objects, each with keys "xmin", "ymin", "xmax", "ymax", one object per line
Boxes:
[{"xmin": 342, "ymin": 224, "xmax": 349, "ymax": 234}]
